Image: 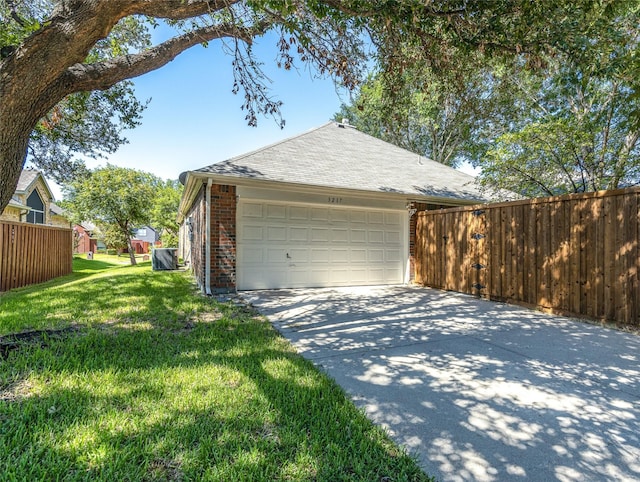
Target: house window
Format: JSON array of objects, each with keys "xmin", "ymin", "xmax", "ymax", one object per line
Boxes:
[
  {"xmin": 137, "ymin": 228, "xmax": 147, "ymax": 237},
  {"xmin": 25, "ymin": 190, "xmax": 45, "ymax": 224}
]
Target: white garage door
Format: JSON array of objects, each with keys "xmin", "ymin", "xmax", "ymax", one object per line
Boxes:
[{"xmin": 237, "ymin": 200, "xmax": 406, "ymax": 290}]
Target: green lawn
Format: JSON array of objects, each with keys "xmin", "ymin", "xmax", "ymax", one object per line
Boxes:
[{"xmin": 0, "ymin": 258, "xmax": 431, "ymax": 481}]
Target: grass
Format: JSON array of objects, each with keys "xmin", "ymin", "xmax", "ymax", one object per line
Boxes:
[
  {"xmin": 0, "ymin": 257, "xmax": 431, "ymax": 481},
  {"xmin": 84, "ymin": 252, "xmax": 149, "ymax": 265}
]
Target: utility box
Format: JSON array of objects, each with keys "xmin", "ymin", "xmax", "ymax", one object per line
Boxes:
[{"xmin": 152, "ymin": 248, "xmax": 177, "ymax": 271}]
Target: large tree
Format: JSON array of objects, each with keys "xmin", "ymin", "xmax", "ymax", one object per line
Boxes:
[
  {"xmin": 477, "ymin": 7, "xmax": 640, "ymax": 197},
  {"xmin": 0, "ymin": 0, "xmax": 623, "ymax": 212},
  {"xmin": 2, "ymin": 1, "xmax": 150, "ymax": 184},
  {"xmin": 339, "ymin": 4, "xmax": 640, "ymax": 197},
  {"xmin": 335, "ymin": 60, "xmax": 508, "ymax": 167},
  {"xmin": 64, "ymin": 165, "xmax": 157, "ymax": 265}
]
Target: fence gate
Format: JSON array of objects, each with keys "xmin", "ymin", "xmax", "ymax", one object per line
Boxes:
[
  {"xmin": 415, "ymin": 208, "xmax": 488, "ymax": 299},
  {"xmin": 470, "ymin": 209, "xmax": 488, "ymax": 298}
]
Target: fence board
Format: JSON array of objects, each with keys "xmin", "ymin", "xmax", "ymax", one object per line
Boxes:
[
  {"xmin": 415, "ymin": 187, "xmax": 640, "ymax": 327},
  {"xmin": 0, "ymin": 222, "xmax": 72, "ymax": 292}
]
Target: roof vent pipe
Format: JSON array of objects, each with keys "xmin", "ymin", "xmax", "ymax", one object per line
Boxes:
[{"xmin": 341, "ymin": 118, "xmax": 349, "ymax": 125}]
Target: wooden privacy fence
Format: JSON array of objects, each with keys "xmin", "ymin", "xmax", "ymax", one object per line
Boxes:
[
  {"xmin": 0, "ymin": 222, "xmax": 73, "ymax": 292},
  {"xmin": 415, "ymin": 187, "xmax": 640, "ymax": 327}
]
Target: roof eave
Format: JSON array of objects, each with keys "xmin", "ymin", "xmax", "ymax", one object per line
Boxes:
[
  {"xmin": 16, "ymin": 171, "xmax": 54, "ymax": 201},
  {"xmin": 178, "ymin": 171, "xmax": 483, "ymax": 219}
]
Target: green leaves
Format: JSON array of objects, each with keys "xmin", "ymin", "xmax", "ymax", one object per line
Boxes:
[
  {"xmin": 149, "ymin": 180, "xmax": 183, "ymax": 248},
  {"xmin": 479, "ymin": 46, "xmax": 640, "ymax": 197},
  {"xmin": 29, "ymin": 83, "xmax": 147, "ymax": 185},
  {"xmin": 64, "ymin": 166, "xmax": 159, "ymax": 264}
]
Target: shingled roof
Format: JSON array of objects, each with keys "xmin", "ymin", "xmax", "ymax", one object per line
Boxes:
[
  {"xmin": 192, "ymin": 122, "xmax": 488, "ymax": 202},
  {"xmin": 16, "ymin": 169, "xmax": 41, "ymax": 193},
  {"xmin": 15, "ymin": 168, "xmax": 54, "ymax": 199}
]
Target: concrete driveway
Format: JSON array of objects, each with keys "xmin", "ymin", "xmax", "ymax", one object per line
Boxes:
[{"xmin": 242, "ymin": 285, "xmax": 640, "ymax": 482}]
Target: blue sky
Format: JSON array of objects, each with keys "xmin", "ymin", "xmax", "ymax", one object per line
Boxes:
[
  {"xmin": 47, "ymin": 31, "xmax": 351, "ymax": 199},
  {"xmin": 45, "ymin": 26, "xmax": 476, "ymax": 200}
]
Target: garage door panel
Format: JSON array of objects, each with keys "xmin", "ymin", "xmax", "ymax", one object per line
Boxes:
[
  {"xmin": 239, "ymin": 267, "xmax": 287, "ymax": 290},
  {"xmin": 238, "ymin": 200, "xmax": 405, "ymax": 290},
  {"xmin": 311, "ymin": 248, "xmax": 329, "ymax": 263},
  {"xmin": 289, "ymin": 227, "xmax": 309, "ymax": 242},
  {"xmin": 260, "ymin": 269, "xmax": 288, "ymax": 288},
  {"xmin": 350, "ymin": 211, "xmax": 367, "ymax": 223},
  {"xmin": 368, "ymin": 249, "xmax": 384, "ymax": 262},
  {"xmin": 351, "ymin": 229, "xmax": 367, "ymax": 243},
  {"xmin": 369, "ymin": 268, "xmax": 385, "ymax": 283},
  {"xmin": 290, "ymin": 206, "xmax": 309, "ymax": 220},
  {"xmin": 351, "ymin": 249, "xmax": 367, "ymax": 263},
  {"xmin": 243, "ymin": 203, "xmax": 263, "ymax": 217},
  {"xmin": 368, "ymin": 230, "xmax": 384, "ymax": 243},
  {"xmin": 385, "ymin": 231, "xmax": 401, "ymax": 243},
  {"xmin": 309, "ymin": 269, "xmax": 330, "ymax": 283},
  {"xmin": 242, "ymin": 225, "xmax": 263, "ymax": 241},
  {"xmin": 331, "ymin": 210, "xmax": 349, "ymax": 223},
  {"xmin": 350, "ymin": 268, "xmax": 368, "ymax": 283},
  {"xmin": 331, "ymin": 229, "xmax": 349, "ymax": 242},
  {"xmin": 290, "ymin": 269, "xmax": 311, "ymax": 285},
  {"xmin": 289, "ymin": 248, "xmax": 309, "ymax": 262},
  {"xmin": 385, "ymin": 267, "xmax": 403, "ymax": 281},
  {"xmin": 267, "ymin": 204, "xmax": 286, "ymax": 219},
  {"xmin": 243, "ymin": 247, "xmax": 263, "ymax": 263},
  {"xmin": 385, "ymin": 212, "xmax": 401, "ymax": 225},
  {"xmin": 311, "ymin": 228, "xmax": 329, "ymax": 242},
  {"xmin": 311, "ymin": 208, "xmax": 329, "ymax": 221},
  {"xmin": 386, "ymin": 249, "xmax": 401, "ymax": 262},
  {"xmin": 368, "ymin": 212, "xmax": 384, "ymax": 224},
  {"xmin": 267, "ymin": 247, "xmax": 287, "ymax": 262},
  {"xmin": 331, "ymin": 268, "xmax": 351, "ymax": 283},
  {"xmin": 331, "ymin": 248, "xmax": 349, "ymax": 263},
  {"xmin": 267, "ymin": 226, "xmax": 287, "ymax": 241}
]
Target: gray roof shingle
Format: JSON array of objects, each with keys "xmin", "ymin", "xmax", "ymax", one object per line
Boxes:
[
  {"xmin": 16, "ymin": 169, "xmax": 40, "ymax": 193},
  {"xmin": 194, "ymin": 122, "xmax": 488, "ymax": 202}
]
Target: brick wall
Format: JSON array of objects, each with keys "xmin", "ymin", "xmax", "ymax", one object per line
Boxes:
[
  {"xmin": 210, "ymin": 184, "xmax": 237, "ymax": 292},
  {"xmin": 74, "ymin": 225, "xmax": 92, "ymax": 253}
]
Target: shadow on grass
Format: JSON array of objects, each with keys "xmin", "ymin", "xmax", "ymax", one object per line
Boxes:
[
  {"xmin": 0, "ymin": 303, "xmax": 430, "ymax": 481},
  {"xmin": 0, "ymin": 263, "xmax": 178, "ymax": 335},
  {"xmin": 73, "ymin": 257, "xmax": 122, "ymax": 273}
]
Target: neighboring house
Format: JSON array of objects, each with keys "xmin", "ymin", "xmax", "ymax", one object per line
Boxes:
[
  {"xmin": 178, "ymin": 121, "xmax": 492, "ymax": 294},
  {"xmin": 74, "ymin": 222, "xmax": 106, "ymax": 254},
  {"xmin": 130, "ymin": 226, "xmax": 159, "ymax": 254},
  {"xmin": 0, "ymin": 168, "xmax": 70, "ymax": 228}
]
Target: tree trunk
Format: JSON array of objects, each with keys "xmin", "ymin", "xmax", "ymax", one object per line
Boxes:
[
  {"xmin": 0, "ymin": 116, "xmax": 31, "ymax": 212},
  {"xmin": 127, "ymin": 237, "xmax": 137, "ymax": 266},
  {"xmin": 0, "ymin": 0, "xmax": 241, "ymax": 213}
]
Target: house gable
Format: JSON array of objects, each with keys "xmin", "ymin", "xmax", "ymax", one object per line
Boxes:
[
  {"xmin": 190, "ymin": 121, "xmax": 488, "ymax": 203},
  {"xmin": 0, "ymin": 169, "xmax": 69, "ymax": 227},
  {"xmin": 178, "ymin": 123, "xmax": 492, "ymax": 293}
]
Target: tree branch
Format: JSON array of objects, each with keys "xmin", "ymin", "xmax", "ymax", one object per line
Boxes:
[
  {"xmin": 124, "ymin": 0, "xmax": 240, "ymax": 20},
  {"xmin": 6, "ymin": 0, "xmax": 27, "ymax": 27},
  {"xmin": 320, "ymin": 0, "xmax": 465, "ymax": 19},
  {"xmin": 64, "ymin": 22, "xmax": 262, "ymax": 93}
]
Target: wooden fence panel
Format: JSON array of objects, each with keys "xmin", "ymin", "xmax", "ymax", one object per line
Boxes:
[
  {"xmin": 0, "ymin": 222, "xmax": 72, "ymax": 292},
  {"xmin": 415, "ymin": 187, "xmax": 640, "ymax": 327}
]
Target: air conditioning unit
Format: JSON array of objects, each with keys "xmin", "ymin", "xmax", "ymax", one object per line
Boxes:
[{"xmin": 152, "ymin": 248, "xmax": 177, "ymax": 271}]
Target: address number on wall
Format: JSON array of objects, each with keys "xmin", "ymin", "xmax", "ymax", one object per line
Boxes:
[{"xmin": 328, "ymin": 197, "xmax": 343, "ymax": 204}]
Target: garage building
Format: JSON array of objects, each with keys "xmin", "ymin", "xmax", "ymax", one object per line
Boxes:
[{"xmin": 178, "ymin": 121, "xmax": 489, "ymax": 293}]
